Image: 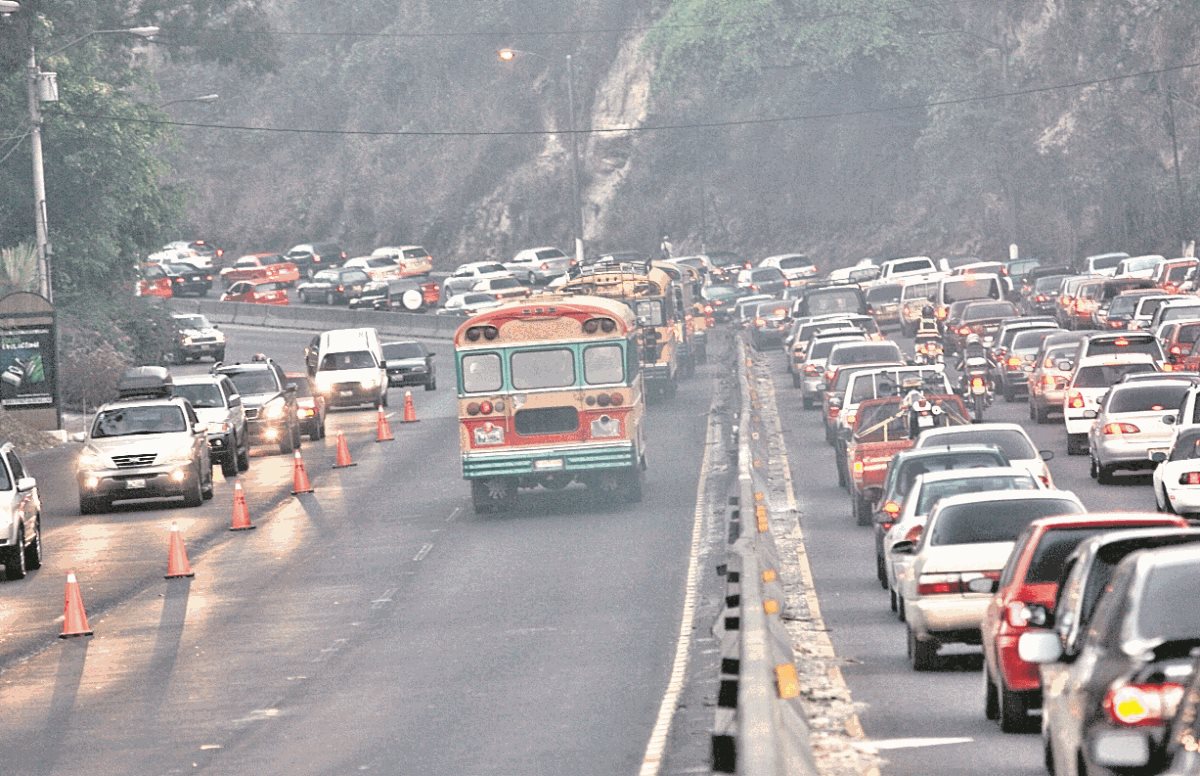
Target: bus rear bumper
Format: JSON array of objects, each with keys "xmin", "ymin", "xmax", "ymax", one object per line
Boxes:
[{"xmin": 463, "ymin": 442, "xmax": 637, "ymax": 479}]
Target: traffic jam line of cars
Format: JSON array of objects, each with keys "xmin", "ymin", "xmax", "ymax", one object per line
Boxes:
[{"xmin": 724, "ymin": 250, "xmax": 1200, "ymax": 775}]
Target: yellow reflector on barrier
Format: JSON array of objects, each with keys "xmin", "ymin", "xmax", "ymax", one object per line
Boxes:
[
  {"xmin": 754, "ymin": 492, "xmax": 765, "ymax": 503},
  {"xmin": 763, "ymin": 598, "xmax": 779, "ymax": 615},
  {"xmin": 776, "ymin": 664, "xmax": 800, "ymax": 699},
  {"xmin": 762, "ymin": 569, "xmax": 777, "ymax": 583}
]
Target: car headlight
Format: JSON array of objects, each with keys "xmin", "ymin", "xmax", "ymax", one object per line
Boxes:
[
  {"xmin": 262, "ymin": 397, "xmax": 287, "ymax": 420},
  {"xmin": 182, "ymin": 336, "xmax": 194, "ymax": 345},
  {"xmin": 207, "ymin": 421, "xmax": 232, "ymax": 435},
  {"xmin": 78, "ymin": 450, "xmax": 107, "ymax": 471},
  {"xmin": 360, "ymin": 376, "xmax": 380, "ymax": 389},
  {"xmin": 473, "ymin": 423, "xmax": 505, "ymax": 446},
  {"xmin": 212, "ymin": 330, "xmax": 226, "ymax": 343}
]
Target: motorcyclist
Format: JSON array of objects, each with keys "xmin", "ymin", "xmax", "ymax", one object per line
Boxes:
[
  {"xmin": 903, "ymin": 387, "xmax": 944, "ymax": 438},
  {"xmin": 659, "ymin": 235, "xmax": 673, "ymax": 260},
  {"xmin": 958, "ymin": 332, "xmax": 990, "ymax": 377},
  {"xmin": 915, "ymin": 304, "xmax": 940, "ymax": 338}
]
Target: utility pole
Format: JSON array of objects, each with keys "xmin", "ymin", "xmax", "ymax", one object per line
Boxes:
[
  {"xmin": 26, "ymin": 46, "xmax": 50, "ymax": 301},
  {"xmin": 1163, "ymin": 79, "xmax": 1188, "ymax": 253},
  {"xmin": 565, "ymin": 54, "xmax": 585, "ymax": 264}
]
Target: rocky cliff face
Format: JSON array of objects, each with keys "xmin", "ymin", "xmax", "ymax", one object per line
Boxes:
[{"xmin": 155, "ymin": 0, "xmax": 1200, "ymax": 267}]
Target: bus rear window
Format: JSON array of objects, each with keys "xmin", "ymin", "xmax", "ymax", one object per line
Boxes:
[
  {"xmin": 584, "ymin": 345, "xmax": 624, "ymax": 385},
  {"xmin": 634, "ymin": 299, "xmax": 666, "ymax": 327},
  {"xmin": 462, "ymin": 353, "xmax": 502, "ymax": 393},
  {"xmin": 512, "ymin": 348, "xmax": 576, "ymax": 390}
]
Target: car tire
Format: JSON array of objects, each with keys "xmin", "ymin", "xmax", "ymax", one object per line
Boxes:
[
  {"xmin": 1033, "ymin": 402, "xmax": 1049, "ymax": 424},
  {"xmin": 237, "ymin": 440, "xmax": 250, "ymax": 471},
  {"xmin": 381, "ymin": 390, "xmax": 389, "ymax": 408},
  {"xmin": 279, "ymin": 428, "xmax": 295, "ymax": 455},
  {"xmin": 201, "ymin": 465, "xmax": 214, "ymax": 500},
  {"xmin": 292, "ymin": 423, "xmax": 302, "ymax": 450},
  {"xmin": 999, "ymin": 684, "xmax": 1033, "ymax": 733},
  {"xmin": 182, "ymin": 472, "xmax": 204, "ymax": 507},
  {"xmin": 1096, "ymin": 463, "xmax": 1116, "ymax": 485},
  {"xmin": 215, "ymin": 349, "xmax": 226, "ymax": 363},
  {"xmin": 425, "ymin": 376, "xmax": 436, "ymax": 391},
  {"xmin": 889, "ymin": 587, "xmax": 898, "ymax": 612},
  {"xmin": 854, "ymin": 494, "xmax": 872, "ymax": 526},
  {"xmin": 472, "ymin": 477, "xmax": 516, "ymax": 514},
  {"xmin": 1003, "ymin": 385, "xmax": 1015, "ymax": 402},
  {"xmin": 325, "ymin": 291, "xmax": 335, "ymax": 305},
  {"xmin": 907, "ymin": 626, "xmax": 937, "ymax": 671},
  {"xmin": 1161, "ymin": 486, "xmax": 1176, "ymax": 514},
  {"xmin": 220, "ymin": 438, "xmax": 239, "ymax": 477},
  {"xmin": 876, "ymin": 551, "xmax": 887, "ymax": 587},
  {"xmin": 802, "ymin": 395, "xmax": 813, "ymax": 409},
  {"xmin": 984, "ymin": 666, "xmax": 999, "ymax": 721},
  {"xmin": 1066, "ymin": 434, "xmax": 1087, "ymax": 456},
  {"xmin": 3, "ymin": 526, "xmax": 27, "ymax": 580}
]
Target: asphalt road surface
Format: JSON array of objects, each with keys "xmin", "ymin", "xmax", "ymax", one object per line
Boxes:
[
  {"xmin": 0, "ymin": 325, "xmax": 727, "ymax": 776},
  {"xmin": 763, "ymin": 336, "xmax": 1149, "ymax": 776}
]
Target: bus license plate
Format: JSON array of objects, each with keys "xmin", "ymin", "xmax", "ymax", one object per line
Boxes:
[
  {"xmin": 126, "ymin": 478, "xmax": 146, "ymax": 489},
  {"xmin": 534, "ymin": 459, "xmax": 564, "ymax": 471}
]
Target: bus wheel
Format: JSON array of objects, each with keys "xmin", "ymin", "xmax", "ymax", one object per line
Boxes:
[{"xmin": 471, "ymin": 478, "xmax": 515, "ymax": 514}]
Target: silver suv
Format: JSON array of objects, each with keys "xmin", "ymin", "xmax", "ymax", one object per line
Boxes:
[
  {"xmin": 0, "ymin": 443, "xmax": 42, "ymax": 580},
  {"xmin": 173, "ymin": 373, "xmax": 250, "ymax": 477},
  {"xmin": 74, "ymin": 367, "xmax": 214, "ymax": 514}
]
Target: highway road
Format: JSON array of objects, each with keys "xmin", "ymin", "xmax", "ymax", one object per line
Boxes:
[
  {"xmin": 0, "ymin": 324, "xmax": 731, "ymax": 776},
  {"xmin": 761, "ymin": 339, "xmax": 1150, "ymax": 776}
]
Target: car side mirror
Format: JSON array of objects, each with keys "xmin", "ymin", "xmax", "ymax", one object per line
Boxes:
[
  {"xmin": 1039, "ymin": 450, "xmax": 1055, "ymax": 462},
  {"xmin": 1151, "ymin": 451, "xmax": 1168, "ymax": 463},
  {"xmin": 1083, "ymin": 409, "xmax": 1098, "ymax": 419},
  {"xmin": 1025, "ymin": 603, "xmax": 1051, "ymax": 627},
  {"xmin": 1017, "ymin": 629, "xmax": 1064, "ymax": 664},
  {"xmin": 70, "ymin": 431, "xmax": 86, "ymax": 443},
  {"xmin": 889, "ymin": 540, "xmax": 915, "ymax": 555},
  {"xmin": 828, "ymin": 397, "xmax": 842, "ymax": 410},
  {"xmin": 212, "ymin": 324, "xmax": 220, "ymax": 330},
  {"xmin": 193, "ymin": 422, "xmax": 206, "ymax": 434},
  {"xmin": 16, "ymin": 477, "xmax": 36, "ymax": 493},
  {"xmin": 1057, "ymin": 360, "xmax": 1074, "ymax": 371}
]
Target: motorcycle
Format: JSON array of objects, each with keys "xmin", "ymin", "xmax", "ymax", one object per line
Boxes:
[
  {"xmin": 912, "ymin": 335, "xmax": 944, "ymax": 366},
  {"xmin": 961, "ymin": 356, "xmax": 992, "ymax": 423}
]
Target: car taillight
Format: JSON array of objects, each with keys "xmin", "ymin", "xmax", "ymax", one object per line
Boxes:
[
  {"xmin": 479, "ymin": 400, "xmax": 493, "ymax": 415},
  {"xmin": 804, "ymin": 364, "xmax": 819, "ymax": 375},
  {"xmin": 1042, "ymin": 375, "xmax": 1058, "ymax": 387},
  {"xmin": 824, "ymin": 370, "xmax": 834, "ymax": 382},
  {"xmin": 704, "ymin": 305, "xmax": 714, "ymax": 314},
  {"xmin": 1103, "ymin": 422, "xmax": 1141, "ymax": 435},
  {"xmin": 1114, "ymin": 337, "xmax": 1129, "ymax": 346},
  {"xmin": 1007, "ymin": 356, "xmax": 1022, "ymax": 367},
  {"xmin": 173, "ymin": 277, "xmax": 183, "ymax": 284},
  {"xmin": 917, "ymin": 572, "xmax": 962, "ymax": 596},
  {"xmin": 337, "ymin": 285, "xmax": 344, "ymax": 292},
  {"xmin": 755, "ymin": 318, "xmax": 766, "ymax": 327},
  {"xmin": 540, "ymin": 262, "xmax": 549, "ymax": 270},
  {"xmin": 958, "ymin": 326, "xmax": 971, "ymax": 335},
  {"xmin": 1005, "ymin": 602, "xmax": 1031, "ymax": 628},
  {"xmin": 1104, "ymin": 682, "xmax": 1184, "ymax": 727},
  {"xmin": 1035, "ymin": 294, "xmax": 1047, "ymax": 302},
  {"xmin": 1068, "ymin": 391, "xmax": 1085, "ymax": 409},
  {"xmin": 903, "ymin": 524, "xmax": 923, "ymax": 543},
  {"xmin": 1163, "ymin": 362, "xmax": 1175, "ymax": 371},
  {"xmin": 971, "ymin": 376, "xmax": 985, "ymax": 388},
  {"xmin": 882, "ymin": 500, "xmax": 901, "ymax": 517},
  {"xmin": 1181, "ymin": 472, "xmax": 1200, "ymax": 485},
  {"xmin": 844, "ymin": 410, "xmax": 857, "ymax": 426},
  {"xmin": 749, "ymin": 284, "xmax": 759, "ymax": 292},
  {"xmin": 936, "ymin": 307, "xmax": 948, "ymax": 319}
]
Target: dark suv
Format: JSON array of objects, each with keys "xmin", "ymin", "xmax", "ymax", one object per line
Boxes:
[
  {"xmin": 297, "ymin": 267, "xmax": 370, "ymax": 305},
  {"xmin": 215, "ymin": 356, "xmax": 301, "ymax": 454},
  {"xmin": 285, "ymin": 241, "xmax": 346, "ymax": 278}
]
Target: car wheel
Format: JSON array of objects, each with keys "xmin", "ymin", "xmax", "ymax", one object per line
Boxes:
[
  {"xmin": 897, "ymin": 595, "xmax": 907, "ymax": 622},
  {"xmin": 472, "ymin": 478, "xmax": 516, "ymax": 514},
  {"xmin": 237, "ymin": 439, "xmax": 250, "ymax": 472},
  {"xmin": 1033, "ymin": 402, "xmax": 1049, "ymax": 424},
  {"xmin": 425, "ymin": 376, "xmax": 436, "ymax": 391},
  {"xmin": 1096, "ymin": 463, "xmax": 1116, "ymax": 485},
  {"xmin": 802, "ymin": 395, "xmax": 813, "ymax": 409},
  {"xmin": 999, "ymin": 684, "xmax": 1033, "ymax": 733},
  {"xmin": 201, "ymin": 464, "xmax": 215, "ymax": 500},
  {"xmin": 792, "ymin": 373, "xmax": 801, "ymax": 389},
  {"xmin": 221, "ymin": 439, "xmax": 239, "ymax": 477},
  {"xmin": 876, "ymin": 551, "xmax": 887, "ymax": 587},
  {"xmin": 889, "ymin": 587, "xmax": 898, "ymax": 612},
  {"xmin": 1003, "ymin": 385, "xmax": 1015, "ymax": 402},
  {"xmin": 317, "ymin": 419, "xmax": 326, "ymax": 440},
  {"xmin": 325, "ymin": 291, "xmax": 335, "ymax": 305},
  {"xmin": 279, "ymin": 427, "xmax": 295, "ymax": 455},
  {"xmin": 1066, "ymin": 434, "xmax": 1087, "ymax": 456},
  {"xmin": 1161, "ymin": 486, "xmax": 1176, "ymax": 514},
  {"xmin": 853, "ymin": 494, "xmax": 872, "ymax": 526},
  {"xmin": 908, "ymin": 626, "xmax": 937, "ymax": 671},
  {"xmin": 624, "ymin": 466, "xmax": 644, "ymax": 503},
  {"xmin": 984, "ymin": 665, "xmax": 999, "ymax": 721},
  {"xmin": 1089, "ymin": 455, "xmax": 1098, "ymax": 480},
  {"xmin": 3, "ymin": 526, "xmax": 27, "ymax": 580},
  {"xmin": 292, "ymin": 423, "xmax": 302, "ymax": 450},
  {"xmin": 215, "ymin": 349, "xmax": 226, "ymax": 363},
  {"xmin": 381, "ymin": 390, "xmax": 389, "ymax": 408},
  {"xmin": 182, "ymin": 471, "xmax": 204, "ymax": 507}
]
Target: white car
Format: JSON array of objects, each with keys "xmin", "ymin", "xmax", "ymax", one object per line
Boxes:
[
  {"xmin": 892, "ymin": 490, "xmax": 1085, "ymax": 670},
  {"xmin": 914, "ymin": 422, "xmax": 1056, "ymax": 486},
  {"xmin": 1082, "ymin": 252, "xmax": 1130, "ymax": 277},
  {"xmin": 796, "ymin": 334, "xmax": 868, "ymax": 405},
  {"xmin": 342, "ymin": 256, "xmax": 403, "ymax": 282},
  {"xmin": 885, "ymin": 467, "xmax": 1040, "ymax": 610},
  {"xmin": 1153, "ymin": 426, "xmax": 1200, "ymax": 515},
  {"xmin": 1113, "ymin": 254, "xmax": 1166, "ymax": 279},
  {"xmin": 0, "ymin": 442, "xmax": 42, "ymax": 581},
  {"xmin": 472, "ymin": 276, "xmax": 529, "ymax": 301},
  {"xmin": 503, "ymin": 247, "xmax": 571, "ymax": 285},
  {"xmin": 437, "ymin": 292, "xmax": 503, "ymax": 316},
  {"xmin": 1061, "ymin": 353, "xmax": 1159, "ymax": 455},
  {"xmin": 758, "ymin": 254, "xmax": 817, "ymax": 282},
  {"xmin": 1088, "ymin": 377, "xmax": 1192, "ymax": 483},
  {"xmin": 371, "ymin": 245, "xmax": 433, "ymax": 277},
  {"xmin": 451, "ymin": 261, "xmax": 511, "ymax": 281}
]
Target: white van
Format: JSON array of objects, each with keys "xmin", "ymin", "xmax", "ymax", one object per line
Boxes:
[
  {"xmin": 897, "ymin": 274, "xmax": 945, "ymax": 335},
  {"xmin": 314, "ymin": 328, "xmax": 388, "ymax": 408},
  {"xmin": 936, "ymin": 273, "xmax": 1003, "ymax": 313}
]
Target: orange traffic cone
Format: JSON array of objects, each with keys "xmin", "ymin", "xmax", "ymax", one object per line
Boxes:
[
  {"xmin": 291, "ymin": 449, "xmax": 315, "ymax": 495},
  {"xmin": 165, "ymin": 522, "xmax": 194, "ymax": 579},
  {"xmin": 333, "ymin": 431, "xmax": 356, "ymax": 468},
  {"xmin": 401, "ymin": 390, "xmax": 419, "ymax": 423},
  {"xmin": 230, "ymin": 481, "xmax": 255, "ymax": 531},
  {"xmin": 375, "ymin": 406, "xmax": 395, "ymax": 442},
  {"xmin": 60, "ymin": 571, "xmax": 93, "ymax": 639}
]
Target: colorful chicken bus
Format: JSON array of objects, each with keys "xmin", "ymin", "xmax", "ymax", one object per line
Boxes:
[
  {"xmin": 560, "ymin": 264, "xmax": 683, "ymax": 398},
  {"xmin": 454, "ymin": 296, "xmax": 647, "ymax": 513}
]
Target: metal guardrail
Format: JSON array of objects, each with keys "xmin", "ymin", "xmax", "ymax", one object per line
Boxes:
[
  {"xmin": 166, "ymin": 298, "xmax": 465, "ymax": 340},
  {"xmin": 711, "ymin": 338, "xmax": 819, "ymax": 775}
]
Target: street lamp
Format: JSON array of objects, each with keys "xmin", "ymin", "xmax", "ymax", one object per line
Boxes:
[
  {"xmin": 498, "ymin": 48, "xmax": 586, "ymax": 264},
  {"xmin": 158, "ymin": 93, "xmax": 219, "ymax": 109},
  {"xmin": 24, "ymin": 20, "xmax": 159, "ymax": 302}
]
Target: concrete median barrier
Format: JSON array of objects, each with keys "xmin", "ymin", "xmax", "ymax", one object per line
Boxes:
[{"xmin": 167, "ymin": 298, "xmax": 461, "ymax": 340}]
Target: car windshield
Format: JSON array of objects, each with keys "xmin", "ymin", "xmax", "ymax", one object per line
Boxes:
[
  {"xmin": 1108, "ymin": 295, "xmax": 1144, "ymax": 315},
  {"xmin": 403, "ymin": 248, "xmax": 427, "ymax": 259},
  {"xmin": 1091, "ymin": 255, "xmax": 1126, "ymax": 270},
  {"xmin": 1074, "ymin": 363, "xmax": 1156, "ymax": 388},
  {"xmin": 702, "ymin": 285, "xmax": 737, "ymax": 301},
  {"xmin": 1179, "ymin": 323, "xmax": 1200, "ymax": 343},
  {"xmin": 1108, "ymin": 384, "xmax": 1189, "ymax": 413},
  {"xmin": 1167, "ymin": 264, "xmax": 1195, "ymax": 282},
  {"xmin": 1035, "ymin": 275, "xmax": 1069, "ymax": 292},
  {"xmin": 810, "ymin": 338, "xmax": 861, "ymax": 360},
  {"xmin": 173, "ymin": 383, "xmax": 224, "ymax": 409},
  {"xmin": 1171, "ymin": 430, "xmax": 1200, "ymax": 461},
  {"xmin": 1026, "ymin": 528, "xmax": 1113, "ymax": 584},
  {"xmin": 224, "ymin": 370, "xmax": 279, "ymax": 395},
  {"xmin": 915, "ymin": 474, "xmax": 1036, "ymax": 515},
  {"xmin": 313, "ymin": 270, "xmax": 339, "ymax": 282},
  {"xmin": 92, "ymin": 405, "xmax": 188, "ymax": 437},
  {"xmin": 173, "ymin": 315, "xmax": 209, "ymax": 330},
  {"xmin": 367, "ymin": 258, "xmax": 395, "ymax": 268},
  {"xmin": 383, "ymin": 343, "xmax": 425, "ymax": 360},
  {"xmin": 962, "ymin": 302, "xmax": 1017, "ymax": 320},
  {"xmin": 1011, "ymin": 330, "xmax": 1055, "ymax": 353},
  {"xmin": 930, "ymin": 499, "xmax": 1084, "ymax": 545},
  {"xmin": 894, "ymin": 452, "xmax": 1008, "ymax": 497},
  {"xmin": 1137, "ymin": 298, "xmax": 1173, "ymax": 317},
  {"xmin": 942, "ymin": 278, "xmax": 997, "ymax": 304},
  {"xmin": 778, "ymin": 256, "xmax": 813, "ymax": 270},
  {"xmin": 319, "ymin": 351, "xmax": 377, "ymax": 370},
  {"xmin": 1137, "ymin": 562, "xmax": 1200, "ymax": 643},
  {"xmin": 807, "ymin": 289, "xmax": 862, "ymax": 315},
  {"xmin": 920, "ymin": 428, "xmax": 1036, "ymax": 459},
  {"xmin": 750, "ymin": 268, "xmax": 783, "ymax": 282},
  {"xmin": 866, "ymin": 285, "xmax": 901, "ymax": 303},
  {"xmin": 490, "ymin": 278, "xmax": 522, "ymax": 290},
  {"xmin": 829, "ymin": 343, "xmax": 902, "ymax": 365},
  {"xmin": 849, "ymin": 369, "xmax": 943, "ymax": 403}
]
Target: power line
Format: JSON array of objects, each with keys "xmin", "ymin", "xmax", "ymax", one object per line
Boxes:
[
  {"xmin": 157, "ymin": 0, "xmax": 1009, "ymax": 42},
  {"xmin": 47, "ymin": 59, "xmax": 1196, "ymax": 140},
  {"xmin": 0, "ymin": 131, "xmax": 30, "ymax": 167}
]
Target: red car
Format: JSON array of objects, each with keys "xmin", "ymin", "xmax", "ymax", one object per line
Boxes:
[
  {"xmin": 981, "ymin": 512, "xmax": 1187, "ymax": 732},
  {"xmin": 220, "ymin": 279, "xmax": 290, "ymax": 305}
]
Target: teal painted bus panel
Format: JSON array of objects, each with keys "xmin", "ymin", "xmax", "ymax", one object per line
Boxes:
[{"xmin": 462, "ymin": 443, "xmax": 636, "ymax": 479}]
